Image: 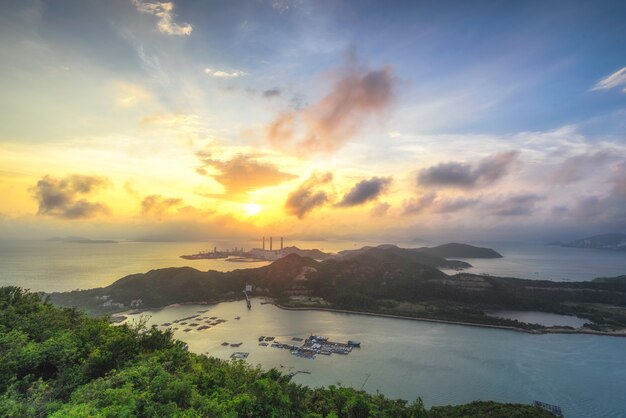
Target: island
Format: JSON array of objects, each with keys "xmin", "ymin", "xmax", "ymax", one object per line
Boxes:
[
  {"xmin": 415, "ymin": 243, "xmax": 503, "ymax": 259},
  {"xmin": 51, "ymin": 244, "xmax": 626, "ymax": 336},
  {"xmin": 549, "ymin": 233, "xmax": 626, "ymax": 251}
]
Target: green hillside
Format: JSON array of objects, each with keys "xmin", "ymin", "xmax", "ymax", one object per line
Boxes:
[{"xmin": 0, "ymin": 287, "xmax": 552, "ymax": 417}]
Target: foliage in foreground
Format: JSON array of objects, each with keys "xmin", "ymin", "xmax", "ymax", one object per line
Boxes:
[{"xmin": 1, "ymin": 287, "xmax": 552, "ymax": 417}]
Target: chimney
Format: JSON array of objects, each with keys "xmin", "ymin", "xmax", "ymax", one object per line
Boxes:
[
  {"xmin": 270, "ymin": 237, "xmax": 273, "ymax": 251},
  {"xmin": 281, "ymin": 236, "xmax": 283, "ymax": 250},
  {"xmin": 262, "ymin": 236, "xmax": 265, "ymax": 250}
]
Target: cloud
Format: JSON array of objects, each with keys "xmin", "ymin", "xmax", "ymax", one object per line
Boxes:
[
  {"xmin": 141, "ymin": 194, "xmax": 183, "ymax": 216},
  {"xmin": 591, "ymin": 67, "xmax": 626, "ymax": 93},
  {"xmin": 403, "ymin": 192, "xmax": 437, "ymax": 215},
  {"xmin": 31, "ymin": 175, "xmax": 110, "ymax": 219},
  {"xmin": 285, "ymin": 172, "xmax": 333, "ymax": 218},
  {"xmin": 485, "ymin": 193, "xmax": 544, "ymax": 217},
  {"xmin": 266, "ymin": 51, "xmax": 396, "ymax": 154},
  {"xmin": 204, "ymin": 68, "xmax": 247, "ymax": 78},
  {"xmin": 262, "ymin": 88, "xmax": 282, "ymax": 98},
  {"xmin": 114, "ymin": 82, "xmax": 151, "ymax": 107},
  {"xmin": 131, "ymin": 0, "xmax": 192, "ymax": 36},
  {"xmin": 418, "ymin": 151, "xmax": 519, "ymax": 188},
  {"xmin": 196, "ymin": 152, "xmax": 296, "ymax": 195},
  {"xmin": 434, "ymin": 197, "xmax": 480, "ymax": 213},
  {"xmin": 370, "ymin": 202, "xmax": 391, "ymax": 217},
  {"xmin": 550, "ymin": 151, "xmax": 614, "ymax": 184},
  {"xmin": 337, "ymin": 176, "xmax": 392, "ymax": 207}
]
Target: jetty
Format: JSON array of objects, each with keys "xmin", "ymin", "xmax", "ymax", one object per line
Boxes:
[
  {"xmin": 243, "ymin": 284, "xmax": 252, "ymax": 309},
  {"xmin": 258, "ymin": 334, "xmax": 361, "ymax": 359},
  {"xmin": 533, "ymin": 401, "xmax": 563, "ymax": 417}
]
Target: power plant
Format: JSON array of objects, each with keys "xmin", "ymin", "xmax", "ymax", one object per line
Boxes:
[{"xmin": 252, "ymin": 236, "xmax": 285, "ymax": 260}]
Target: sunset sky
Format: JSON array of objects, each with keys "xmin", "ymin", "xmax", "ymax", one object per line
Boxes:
[{"xmin": 1, "ymin": 0, "xmax": 625, "ymax": 242}]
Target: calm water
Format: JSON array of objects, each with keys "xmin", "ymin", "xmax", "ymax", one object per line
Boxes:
[
  {"xmin": 439, "ymin": 241, "xmax": 626, "ymax": 281},
  {"xmin": 124, "ymin": 299, "xmax": 626, "ymax": 418},
  {"xmin": 0, "ymin": 240, "xmax": 366, "ymax": 292},
  {"xmin": 1, "ymin": 240, "xmax": 625, "ymax": 292}
]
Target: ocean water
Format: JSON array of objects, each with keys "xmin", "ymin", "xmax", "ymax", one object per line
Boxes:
[
  {"xmin": 125, "ymin": 300, "xmax": 626, "ymax": 418},
  {"xmin": 1, "ymin": 240, "xmax": 625, "ymax": 292},
  {"xmin": 0, "ymin": 239, "xmax": 368, "ymax": 292},
  {"xmin": 439, "ymin": 241, "xmax": 626, "ymax": 281}
]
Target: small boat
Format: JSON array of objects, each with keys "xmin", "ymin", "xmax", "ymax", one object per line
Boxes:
[
  {"xmin": 347, "ymin": 340, "xmax": 361, "ymax": 347},
  {"xmin": 235, "ymin": 316, "xmax": 241, "ymax": 320},
  {"xmin": 221, "ymin": 342, "xmax": 230, "ymax": 346},
  {"xmin": 259, "ymin": 336, "xmax": 265, "ymax": 341}
]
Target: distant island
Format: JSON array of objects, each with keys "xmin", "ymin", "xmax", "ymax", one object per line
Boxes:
[
  {"xmin": 179, "ymin": 242, "xmax": 494, "ymax": 267},
  {"xmin": 52, "ymin": 244, "xmax": 626, "ymax": 336},
  {"xmin": 46, "ymin": 236, "xmax": 118, "ymax": 244},
  {"xmin": 549, "ymin": 233, "xmax": 626, "ymax": 251},
  {"xmin": 415, "ymin": 243, "xmax": 503, "ymax": 259}
]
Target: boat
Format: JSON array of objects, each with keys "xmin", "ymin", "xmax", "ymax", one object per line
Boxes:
[
  {"xmin": 347, "ymin": 340, "xmax": 361, "ymax": 347},
  {"xmin": 235, "ymin": 316, "xmax": 241, "ymax": 320},
  {"xmin": 259, "ymin": 336, "xmax": 265, "ymax": 341}
]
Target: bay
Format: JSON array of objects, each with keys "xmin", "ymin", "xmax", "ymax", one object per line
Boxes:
[{"xmin": 126, "ymin": 299, "xmax": 626, "ymax": 418}]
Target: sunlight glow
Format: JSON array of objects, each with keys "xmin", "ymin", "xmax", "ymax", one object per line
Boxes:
[{"xmin": 243, "ymin": 202, "xmax": 262, "ymax": 217}]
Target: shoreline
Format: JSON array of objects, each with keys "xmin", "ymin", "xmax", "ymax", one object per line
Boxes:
[
  {"xmin": 273, "ymin": 303, "xmax": 626, "ymax": 338},
  {"xmin": 116, "ymin": 297, "xmax": 626, "ymax": 338}
]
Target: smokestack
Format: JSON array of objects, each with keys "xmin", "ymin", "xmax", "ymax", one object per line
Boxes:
[
  {"xmin": 281, "ymin": 237, "xmax": 283, "ymax": 250},
  {"xmin": 262, "ymin": 236, "xmax": 265, "ymax": 250},
  {"xmin": 270, "ymin": 237, "xmax": 273, "ymax": 251}
]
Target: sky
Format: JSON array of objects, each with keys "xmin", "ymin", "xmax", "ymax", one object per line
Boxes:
[{"xmin": 1, "ymin": 0, "xmax": 626, "ymax": 243}]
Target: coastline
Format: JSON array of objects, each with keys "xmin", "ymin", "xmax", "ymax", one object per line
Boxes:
[
  {"xmin": 272, "ymin": 303, "xmax": 626, "ymax": 338},
  {"xmin": 115, "ymin": 297, "xmax": 626, "ymax": 338}
]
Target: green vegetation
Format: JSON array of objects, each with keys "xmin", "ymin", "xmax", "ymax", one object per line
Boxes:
[{"xmin": 0, "ymin": 287, "xmax": 552, "ymax": 417}]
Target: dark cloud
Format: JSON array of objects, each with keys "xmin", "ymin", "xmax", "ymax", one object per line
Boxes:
[
  {"xmin": 31, "ymin": 175, "xmax": 110, "ymax": 219},
  {"xmin": 285, "ymin": 172, "xmax": 333, "ymax": 219},
  {"xmin": 337, "ymin": 176, "xmax": 392, "ymax": 207},
  {"xmin": 262, "ymin": 88, "xmax": 281, "ymax": 98},
  {"xmin": 141, "ymin": 195, "xmax": 183, "ymax": 216},
  {"xmin": 196, "ymin": 152, "xmax": 296, "ymax": 196},
  {"xmin": 550, "ymin": 151, "xmax": 614, "ymax": 184},
  {"xmin": 486, "ymin": 193, "xmax": 544, "ymax": 217},
  {"xmin": 434, "ymin": 197, "xmax": 479, "ymax": 213},
  {"xmin": 267, "ymin": 50, "xmax": 396, "ymax": 154},
  {"xmin": 563, "ymin": 163, "xmax": 626, "ymax": 226},
  {"xmin": 418, "ymin": 151, "xmax": 519, "ymax": 188},
  {"xmin": 403, "ymin": 193, "xmax": 437, "ymax": 215}
]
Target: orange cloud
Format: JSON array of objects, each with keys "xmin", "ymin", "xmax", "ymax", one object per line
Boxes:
[
  {"xmin": 196, "ymin": 152, "xmax": 296, "ymax": 196},
  {"xmin": 267, "ymin": 52, "xmax": 396, "ymax": 154}
]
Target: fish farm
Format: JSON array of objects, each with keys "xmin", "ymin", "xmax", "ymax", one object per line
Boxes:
[{"xmin": 258, "ymin": 335, "xmax": 361, "ymax": 359}]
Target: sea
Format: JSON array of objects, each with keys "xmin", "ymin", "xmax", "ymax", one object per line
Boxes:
[
  {"xmin": 1, "ymin": 238, "xmax": 626, "ymax": 417},
  {"xmin": 125, "ymin": 299, "xmax": 626, "ymax": 418}
]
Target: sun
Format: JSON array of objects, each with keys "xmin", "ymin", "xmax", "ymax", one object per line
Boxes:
[{"xmin": 243, "ymin": 202, "xmax": 262, "ymax": 217}]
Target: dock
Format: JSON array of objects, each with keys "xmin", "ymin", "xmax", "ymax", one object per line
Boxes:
[
  {"xmin": 258, "ymin": 334, "xmax": 361, "ymax": 359},
  {"xmin": 533, "ymin": 401, "xmax": 563, "ymax": 417}
]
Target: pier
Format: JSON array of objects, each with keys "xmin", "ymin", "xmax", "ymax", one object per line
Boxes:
[
  {"xmin": 243, "ymin": 284, "xmax": 252, "ymax": 309},
  {"xmin": 533, "ymin": 401, "xmax": 563, "ymax": 417}
]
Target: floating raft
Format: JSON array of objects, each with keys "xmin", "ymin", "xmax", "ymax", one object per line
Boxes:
[{"xmin": 533, "ymin": 401, "xmax": 563, "ymax": 417}]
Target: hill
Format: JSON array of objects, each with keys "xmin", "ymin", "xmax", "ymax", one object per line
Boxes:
[
  {"xmin": 281, "ymin": 245, "xmax": 333, "ymax": 260},
  {"xmin": 416, "ymin": 243, "xmax": 503, "ymax": 259},
  {"xmin": 336, "ymin": 244, "xmax": 472, "ymax": 269},
  {"xmin": 50, "ymin": 246, "xmax": 626, "ymax": 333},
  {"xmin": 553, "ymin": 233, "xmax": 626, "ymax": 251},
  {"xmin": 2, "ymin": 287, "xmax": 554, "ymax": 417}
]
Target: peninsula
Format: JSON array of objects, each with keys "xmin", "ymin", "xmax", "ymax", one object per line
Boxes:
[{"xmin": 51, "ymin": 244, "xmax": 626, "ymax": 335}]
